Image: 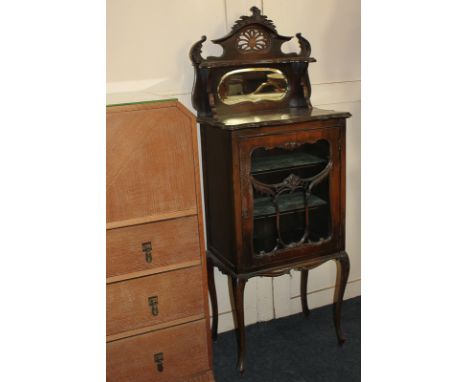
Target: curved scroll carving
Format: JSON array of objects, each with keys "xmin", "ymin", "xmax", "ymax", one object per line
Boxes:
[
  {"xmin": 190, "ymin": 36, "xmax": 211, "ymax": 116},
  {"xmin": 296, "ymin": 33, "xmax": 311, "ymax": 57},
  {"xmin": 251, "ymin": 161, "xmax": 332, "ymax": 195},
  {"xmin": 251, "ymin": 177, "xmax": 275, "ymax": 197},
  {"xmin": 252, "ymin": 161, "xmax": 333, "ymax": 258},
  {"xmin": 189, "ymin": 35, "xmax": 207, "ymax": 65}
]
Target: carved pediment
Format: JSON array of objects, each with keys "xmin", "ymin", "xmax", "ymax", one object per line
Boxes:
[
  {"xmin": 190, "ymin": 6, "xmax": 316, "ymax": 117},
  {"xmin": 190, "ymin": 6, "xmax": 315, "ymax": 65}
]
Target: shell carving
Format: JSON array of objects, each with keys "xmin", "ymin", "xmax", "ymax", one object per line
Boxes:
[{"xmin": 236, "ymin": 28, "xmax": 271, "ymax": 53}]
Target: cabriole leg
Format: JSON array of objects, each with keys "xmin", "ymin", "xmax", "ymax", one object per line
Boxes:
[
  {"xmin": 334, "ymin": 252, "xmax": 350, "ymax": 345},
  {"xmin": 231, "ymin": 276, "xmax": 247, "ymax": 374}
]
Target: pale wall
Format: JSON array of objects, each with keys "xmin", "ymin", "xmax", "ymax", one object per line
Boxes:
[{"xmin": 107, "ymin": 0, "xmax": 361, "ymax": 333}]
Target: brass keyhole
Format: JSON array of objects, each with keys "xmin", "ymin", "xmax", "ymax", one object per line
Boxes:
[
  {"xmin": 148, "ymin": 296, "xmax": 159, "ymax": 316},
  {"xmin": 142, "ymin": 242, "xmax": 152, "ymax": 263},
  {"xmin": 154, "ymin": 352, "xmax": 164, "ymax": 372}
]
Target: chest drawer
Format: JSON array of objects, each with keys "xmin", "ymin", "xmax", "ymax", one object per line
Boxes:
[
  {"xmin": 107, "ymin": 216, "xmax": 200, "ymax": 278},
  {"xmin": 107, "ymin": 319, "xmax": 209, "ymax": 382},
  {"xmin": 107, "ymin": 267, "xmax": 204, "ymax": 336}
]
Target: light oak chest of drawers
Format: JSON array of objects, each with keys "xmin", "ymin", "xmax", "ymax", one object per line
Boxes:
[{"xmin": 106, "ymin": 100, "xmax": 214, "ymax": 382}]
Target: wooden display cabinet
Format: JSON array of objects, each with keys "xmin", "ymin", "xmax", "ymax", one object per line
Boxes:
[{"xmin": 190, "ymin": 7, "xmax": 351, "ymax": 374}]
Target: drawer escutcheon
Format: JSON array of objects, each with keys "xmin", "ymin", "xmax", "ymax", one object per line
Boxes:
[
  {"xmin": 154, "ymin": 352, "xmax": 164, "ymax": 372},
  {"xmin": 142, "ymin": 241, "xmax": 153, "ymax": 263},
  {"xmin": 148, "ymin": 296, "xmax": 159, "ymax": 316}
]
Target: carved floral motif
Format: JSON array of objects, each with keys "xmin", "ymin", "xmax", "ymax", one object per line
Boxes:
[{"xmin": 281, "ymin": 173, "xmax": 303, "ymax": 190}]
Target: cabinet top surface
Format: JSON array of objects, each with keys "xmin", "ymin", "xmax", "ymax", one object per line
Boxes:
[
  {"xmin": 106, "ymin": 97, "xmax": 177, "ymax": 108},
  {"xmin": 198, "ymin": 107, "xmax": 351, "ymax": 130}
]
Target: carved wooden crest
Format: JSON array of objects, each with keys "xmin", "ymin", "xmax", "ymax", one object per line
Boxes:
[{"xmin": 190, "ymin": 6, "xmax": 316, "ymax": 118}]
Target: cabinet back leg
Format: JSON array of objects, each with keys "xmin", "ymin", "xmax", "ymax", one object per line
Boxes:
[
  {"xmin": 206, "ymin": 257, "xmax": 218, "ymax": 341},
  {"xmin": 300, "ymin": 270, "xmax": 310, "ymax": 317}
]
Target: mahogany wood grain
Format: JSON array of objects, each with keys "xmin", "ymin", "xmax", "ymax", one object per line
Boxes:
[
  {"xmin": 107, "ymin": 320, "xmax": 210, "ymax": 382},
  {"xmin": 107, "ymin": 105, "xmax": 196, "ymax": 223},
  {"xmin": 107, "ymin": 267, "xmax": 204, "ymax": 336},
  {"xmin": 106, "ymin": 216, "xmax": 200, "ymax": 278}
]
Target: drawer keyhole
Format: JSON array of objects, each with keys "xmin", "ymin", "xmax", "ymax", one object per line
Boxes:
[
  {"xmin": 142, "ymin": 242, "xmax": 152, "ymax": 263},
  {"xmin": 148, "ymin": 296, "xmax": 159, "ymax": 316},
  {"xmin": 154, "ymin": 352, "xmax": 164, "ymax": 372}
]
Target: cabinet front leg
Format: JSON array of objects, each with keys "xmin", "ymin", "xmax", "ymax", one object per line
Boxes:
[
  {"xmin": 206, "ymin": 257, "xmax": 218, "ymax": 341},
  {"xmin": 231, "ymin": 276, "xmax": 247, "ymax": 374},
  {"xmin": 334, "ymin": 252, "xmax": 350, "ymax": 345},
  {"xmin": 300, "ymin": 270, "xmax": 310, "ymax": 317}
]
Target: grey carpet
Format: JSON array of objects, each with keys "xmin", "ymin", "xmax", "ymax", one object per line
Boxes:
[{"xmin": 212, "ymin": 296, "xmax": 360, "ymax": 381}]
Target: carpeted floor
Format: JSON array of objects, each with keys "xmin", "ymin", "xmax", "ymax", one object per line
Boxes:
[{"xmin": 212, "ymin": 296, "xmax": 360, "ymax": 381}]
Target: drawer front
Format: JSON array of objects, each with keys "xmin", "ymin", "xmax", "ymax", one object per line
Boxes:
[
  {"xmin": 107, "ymin": 216, "xmax": 200, "ymax": 278},
  {"xmin": 107, "ymin": 320, "xmax": 209, "ymax": 382},
  {"xmin": 107, "ymin": 267, "xmax": 204, "ymax": 336}
]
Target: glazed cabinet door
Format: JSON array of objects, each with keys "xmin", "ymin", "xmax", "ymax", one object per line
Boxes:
[{"xmin": 238, "ymin": 125, "xmax": 344, "ymax": 270}]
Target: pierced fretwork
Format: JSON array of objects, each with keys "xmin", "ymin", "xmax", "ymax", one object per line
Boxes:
[{"xmin": 251, "ymin": 161, "xmax": 332, "ymax": 256}]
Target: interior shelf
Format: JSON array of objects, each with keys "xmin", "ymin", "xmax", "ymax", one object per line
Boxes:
[
  {"xmin": 251, "ymin": 152, "xmax": 327, "ymax": 174},
  {"xmin": 253, "ymin": 192, "xmax": 327, "ymax": 218}
]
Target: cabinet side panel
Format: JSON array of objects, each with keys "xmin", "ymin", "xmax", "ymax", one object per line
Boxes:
[
  {"xmin": 339, "ymin": 121, "xmax": 347, "ymax": 250},
  {"xmin": 201, "ymin": 124, "xmax": 236, "ymax": 266}
]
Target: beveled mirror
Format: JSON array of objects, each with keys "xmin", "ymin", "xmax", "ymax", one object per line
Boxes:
[{"xmin": 217, "ymin": 68, "xmax": 288, "ymax": 105}]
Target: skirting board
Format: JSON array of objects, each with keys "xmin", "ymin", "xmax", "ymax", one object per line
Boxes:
[{"xmin": 215, "ymin": 279, "xmax": 361, "ymax": 334}]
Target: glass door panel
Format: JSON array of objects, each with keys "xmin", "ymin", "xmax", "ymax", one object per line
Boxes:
[{"xmin": 250, "ymin": 140, "xmax": 333, "ymax": 256}]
